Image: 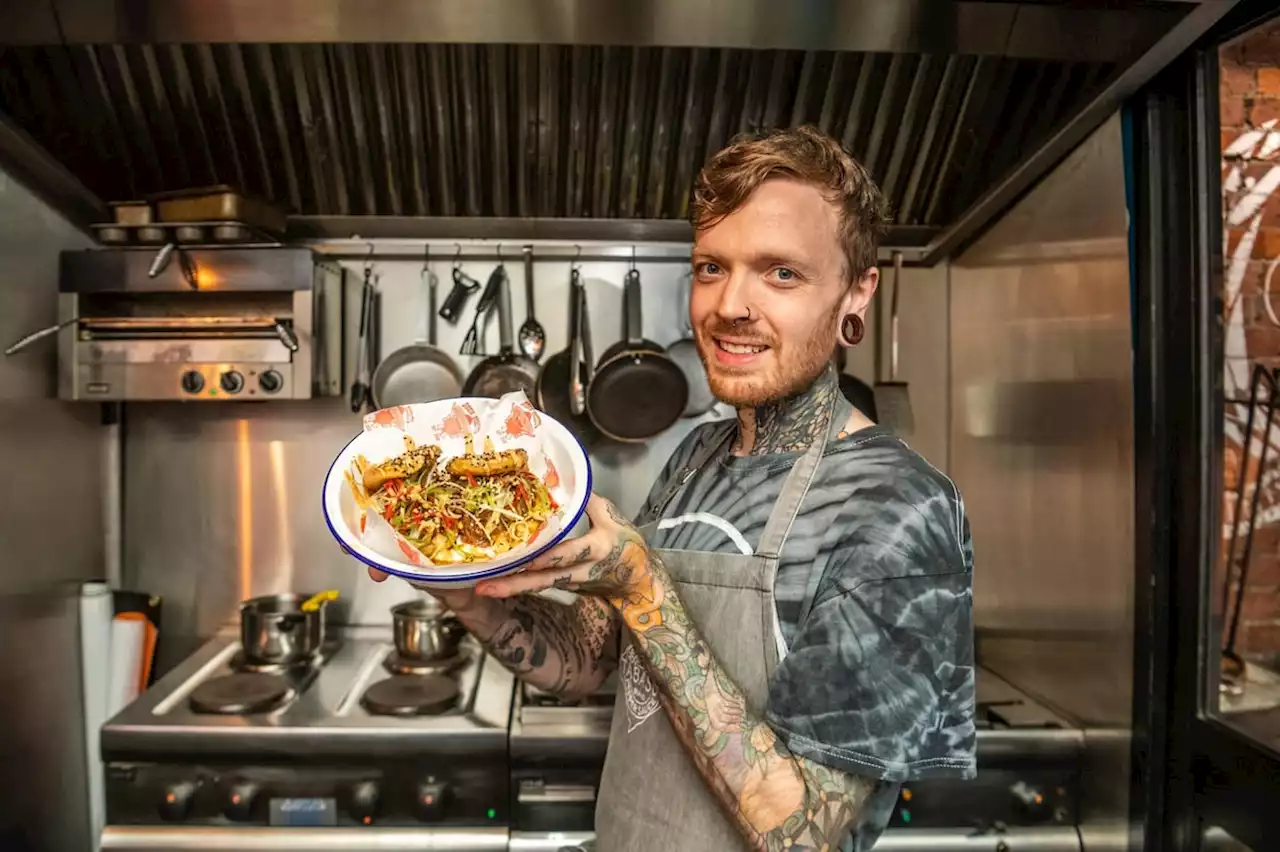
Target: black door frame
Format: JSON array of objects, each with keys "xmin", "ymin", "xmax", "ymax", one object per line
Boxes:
[{"xmin": 1132, "ymin": 3, "xmax": 1280, "ymax": 850}]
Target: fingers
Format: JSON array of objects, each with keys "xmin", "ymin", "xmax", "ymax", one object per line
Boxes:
[
  {"xmin": 525, "ymin": 530, "xmax": 602, "ymax": 573},
  {"xmin": 583, "ymin": 492, "xmax": 616, "ymax": 526},
  {"xmin": 367, "ymin": 566, "xmax": 388, "ymax": 583},
  {"xmin": 477, "ymin": 565, "xmax": 580, "ymax": 598}
]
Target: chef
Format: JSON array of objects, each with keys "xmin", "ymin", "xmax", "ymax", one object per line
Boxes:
[{"xmin": 367, "ymin": 125, "xmax": 975, "ymax": 851}]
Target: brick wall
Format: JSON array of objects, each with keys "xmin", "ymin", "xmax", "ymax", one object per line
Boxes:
[{"xmin": 1220, "ymin": 19, "xmax": 1280, "ymax": 662}]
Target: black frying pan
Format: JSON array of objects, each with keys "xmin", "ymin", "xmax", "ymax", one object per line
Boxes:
[
  {"xmin": 536, "ymin": 269, "xmax": 600, "ymax": 446},
  {"xmin": 462, "ymin": 264, "xmax": 540, "ymax": 399},
  {"xmin": 587, "ymin": 269, "xmax": 688, "ymax": 443}
]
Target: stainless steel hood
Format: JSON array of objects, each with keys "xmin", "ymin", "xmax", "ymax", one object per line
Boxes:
[{"xmin": 0, "ymin": 0, "xmax": 1242, "ymax": 262}]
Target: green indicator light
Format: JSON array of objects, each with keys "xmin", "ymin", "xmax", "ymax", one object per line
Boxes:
[
  {"xmin": 486, "ymin": 808, "xmax": 496, "ymax": 819},
  {"xmin": 901, "ymin": 810, "xmax": 911, "ymax": 824}
]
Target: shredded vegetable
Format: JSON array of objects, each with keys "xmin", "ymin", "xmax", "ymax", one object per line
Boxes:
[{"xmin": 364, "ymin": 444, "xmax": 557, "ymax": 564}]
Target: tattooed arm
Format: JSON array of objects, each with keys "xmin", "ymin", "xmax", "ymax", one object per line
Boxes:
[
  {"xmin": 443, "ymin": 589, "xmax": 619, "ymax": 699},
  {"xmin": 476, "ymin": 495, "xmax": 874, "ymax": 851}
]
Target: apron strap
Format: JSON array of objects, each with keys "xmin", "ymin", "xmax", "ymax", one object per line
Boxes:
[
  {"xmin": 634, "ymin": 421, "xmax": 737, "ymax": 526},
  {"xmin": 755, "ymin": 405, "xmax": 833, "ymax": 560}
]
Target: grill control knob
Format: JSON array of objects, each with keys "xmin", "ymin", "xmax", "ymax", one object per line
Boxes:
[
  {"xmin": 159, "ymin": 781, "xmax": 198, "ymax": 822},
  {"xmin": 415, "ymin": 778, "xmax": 449, "ymax": 822},
  {"xmin": 180, "ymin": 371, "xmax": 204, "ymax": 395},
  {"xmin": 224, "ymin": 780, "xmax": 260, "ymax": 822},
  {"xmin": 258, "ymin": 369, "xmax": 284, "ymax": 394},
  {"xmin": 348, "ymin": 780, "xmax": 381, "ymax": 824},
  {"xmin": 219, "ymin": 370, "xmax": 245, "ymax": 394}
]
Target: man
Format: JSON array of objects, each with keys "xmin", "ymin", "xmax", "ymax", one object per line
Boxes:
[{"xmin": 369, "ymin": 126, "xmax": 975, "ymax": 851}]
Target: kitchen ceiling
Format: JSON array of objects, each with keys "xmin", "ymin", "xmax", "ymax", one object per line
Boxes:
[{"xmin": 0, "ymin": 1, "xmax": 1233, "ymax": 260}]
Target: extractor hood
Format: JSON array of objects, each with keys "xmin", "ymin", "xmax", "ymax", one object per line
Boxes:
[{"xmin": 0, "ymin": 0, "xmax": 1239, "ymax": 263}]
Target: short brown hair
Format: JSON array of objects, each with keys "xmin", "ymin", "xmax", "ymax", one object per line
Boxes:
[{"xmin": 690, "ymin": 126, "xmax": 890, "ymax": 280}]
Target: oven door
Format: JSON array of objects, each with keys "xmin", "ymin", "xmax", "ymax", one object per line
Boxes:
[{"xmin": 99, "ymin": 825, "xmax": 509, "ymax": 851}]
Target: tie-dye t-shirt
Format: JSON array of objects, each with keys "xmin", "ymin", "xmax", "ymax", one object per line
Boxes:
[{"xmin": 637, "ymin": 420, "xmax": 976, "ymax": 851}]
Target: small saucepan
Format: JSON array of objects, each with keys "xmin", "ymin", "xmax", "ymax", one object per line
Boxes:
[
  {"xmin": 239, "ymin": 591, "xmax": 337, "ymax": 665},
  {"xmin": 587, "ymin": 269, "xmax": 689, "ymax": 442},
  {"xmin": 392, "ymin": 599, "xmax": 467, "ymax": 662}
]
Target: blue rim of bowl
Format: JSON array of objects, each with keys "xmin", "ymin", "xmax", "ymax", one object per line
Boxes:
[{"xmin": 320, "ymin": 420, "xmax": 593, "ymax": 584}]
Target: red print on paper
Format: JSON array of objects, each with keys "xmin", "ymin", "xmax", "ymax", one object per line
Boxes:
[
  {"xmin": 366, "ymin": 405, "xmax": 413, "ymax": 431},
  {"xmin": 503, "ymin": 402, "xmax": 541, "ymax": 439},
  {"xmin": 396, "ymin": 538, "xmax": 423, "ymax": 565},
  {"xmin": 434, "ymin": 403, "xmax": 480, "ymax": 440}
]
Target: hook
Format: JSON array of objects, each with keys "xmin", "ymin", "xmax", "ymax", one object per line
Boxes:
[
  {"xmin": 573, "ymin": 244, "xmax": 582, "ymax": 271},
  {"xmin": 496, "ymin": 243, "xmax": 504, "ymax": 265},
  {"xmin": 453, "ymin": 243, "xmax": 462, "ymax": 269},
  {"xmin": 630, "ymin": 245, "xmax": 636, "ymax": 272},
  {"xmin": 363, "ymin": 242, "xmax": 374, "ymax": 273},
  {"xmin": 422, "ymin": 243, "xmax": 430, "ymax": 273}
]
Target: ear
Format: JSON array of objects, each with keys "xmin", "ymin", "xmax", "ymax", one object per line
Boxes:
[{"xmin": 842, "ymin": 267, "xmax": 879, "ymax": 318}]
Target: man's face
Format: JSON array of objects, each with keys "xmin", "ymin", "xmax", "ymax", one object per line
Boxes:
[{"xmin": 690, "ymin": 177, "xmax": 875, "ymax": 407}]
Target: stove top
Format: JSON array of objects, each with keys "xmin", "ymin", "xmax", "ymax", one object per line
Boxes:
[{"xmin": 101, "ymin": 626, "xmax": 515, "ymax": 762}]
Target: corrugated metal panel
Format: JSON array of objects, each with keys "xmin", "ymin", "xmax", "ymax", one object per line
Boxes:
[{"xmin": 0, "ymin": 44, "xmax": 1115, "ymax": 227}]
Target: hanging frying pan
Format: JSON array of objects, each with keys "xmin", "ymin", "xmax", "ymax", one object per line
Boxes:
[
  {"xmin": 371, "ymin": 258, "xmax": 464, "ymax": 408},
  {"xmin": 587, "ymin": 269, "xmax": 688, "ymax": 443},
  {"xmin": 873, "ymin": 251, "xmax": 914, "ymax": 435},
  {"xmin": 462, "ymin": 263, "xmax": 540, "ymax": 399},
  {"xmin": 536, "ymin": 268, "xmax": 600, "ymax": 445},
  {"xmin": 665, "ymin": 273, "xmax": 716, "ymax": 417},
  {"xmin": 835, "ymin": 347, "xmax": 878, "ymax": 421}
]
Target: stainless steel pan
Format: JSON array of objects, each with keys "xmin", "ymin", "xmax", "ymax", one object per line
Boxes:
[
  {"xmin": 463, "ymin": 265, "xmax": 540, "ymax": 399},
  {"xmin": 371, "ymin": 263, "xmax": 464, "ymax": 408},
  {"xmin": 392, "ymin": 598, "xmax": 467, "ymax": 662}
]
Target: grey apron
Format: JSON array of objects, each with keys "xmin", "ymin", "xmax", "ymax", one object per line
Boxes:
[{"xmin": 592, "ymin": 415, "xmax": 833, "ymax": 851}]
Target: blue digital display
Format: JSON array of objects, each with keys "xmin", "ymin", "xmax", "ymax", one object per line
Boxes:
[{"xmin": 268, "ymin": 798, "xmax": 337, "ymax": 827}]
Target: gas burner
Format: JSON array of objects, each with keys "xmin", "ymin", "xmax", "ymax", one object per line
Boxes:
[
  {"xmin": 362, "ymin": 675, "xmax": 460, "ymax": 717},
  {"xmin": 230, "ymin": 651, "xmax": 319, "ymax": 675},
  {"xmin": 189, "ymin": 673, "xmax": 295, "ymax": 715},
  {"xmin": 383, "ymin": 650, "xmax": 467, "ymax": 676}
]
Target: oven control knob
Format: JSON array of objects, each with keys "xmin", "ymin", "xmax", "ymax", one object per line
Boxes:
[
  {"xmin": 258, "ymin": 369, "xmax": 284, "ymax": 394},
  {"xmin": 219, "ymin": 370, "xmax": 245, "ymax": 394},
  {"xmin": 159, "ymin": 781, "xmax": 198, "ymax": 822},
  {"xmin": 348, "ymin": 780, "xmax": 381, "ymax": 824},
  {"xmin": 1009, "ymin": 780, "xmax": 1050, "ymax": 821},
  {"xmin": 180, "ymin": 370, "xmax": 204, "ymax": 395},
  {"xmin": 224, "ymin": 780, "xmax": 261, "ymax": 822},
  {"xmin": 414, "ymin": 778, "xmax": 450, "ymax": 822}
]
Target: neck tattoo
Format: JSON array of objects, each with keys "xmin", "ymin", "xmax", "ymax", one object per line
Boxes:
[{"xmin": 734, "ymin": 364, "xmax": 843, "ymax": 456}]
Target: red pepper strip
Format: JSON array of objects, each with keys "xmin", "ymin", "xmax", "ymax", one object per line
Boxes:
[{"xmin": 466, "ymin": 474, "xmax": 476, "ymax": 487}]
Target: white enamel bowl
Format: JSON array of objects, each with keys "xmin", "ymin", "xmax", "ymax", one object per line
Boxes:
[{"xmin": 322, "ymin": 398, "xmax": 592, "ymax": 589}]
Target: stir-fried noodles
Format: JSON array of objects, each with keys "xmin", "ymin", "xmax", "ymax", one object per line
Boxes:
[{"xmin": 357, "ymin": 440, "xmax": 557, "ymax": 564}]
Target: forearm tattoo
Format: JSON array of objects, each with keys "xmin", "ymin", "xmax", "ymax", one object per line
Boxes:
[
  {"xmin": 618, "ymin": 548, "xmax": 873, "ymax": 851},
  {"xmin": 461, "ymin": 594, "xmax": 618, "ymax": 698}
]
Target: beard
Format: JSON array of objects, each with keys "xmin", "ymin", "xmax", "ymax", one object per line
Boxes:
[{"xmin": 695, "ymin": 310, "xmax": 840, "ymax": 408}]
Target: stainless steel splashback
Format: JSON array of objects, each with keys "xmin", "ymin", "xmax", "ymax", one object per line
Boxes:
[
  {"xmin": 123, "ymin": 244, "xmax": 730, "ymax": 672},
  {"xmin": 951, "ymin": 114, "xmax": 1134, "ymax": 845}
]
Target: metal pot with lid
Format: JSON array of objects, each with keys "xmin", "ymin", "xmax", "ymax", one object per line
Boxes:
[{"xmin": 239, "ymin": 591, "xmax": 337, "ymax": 665}]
